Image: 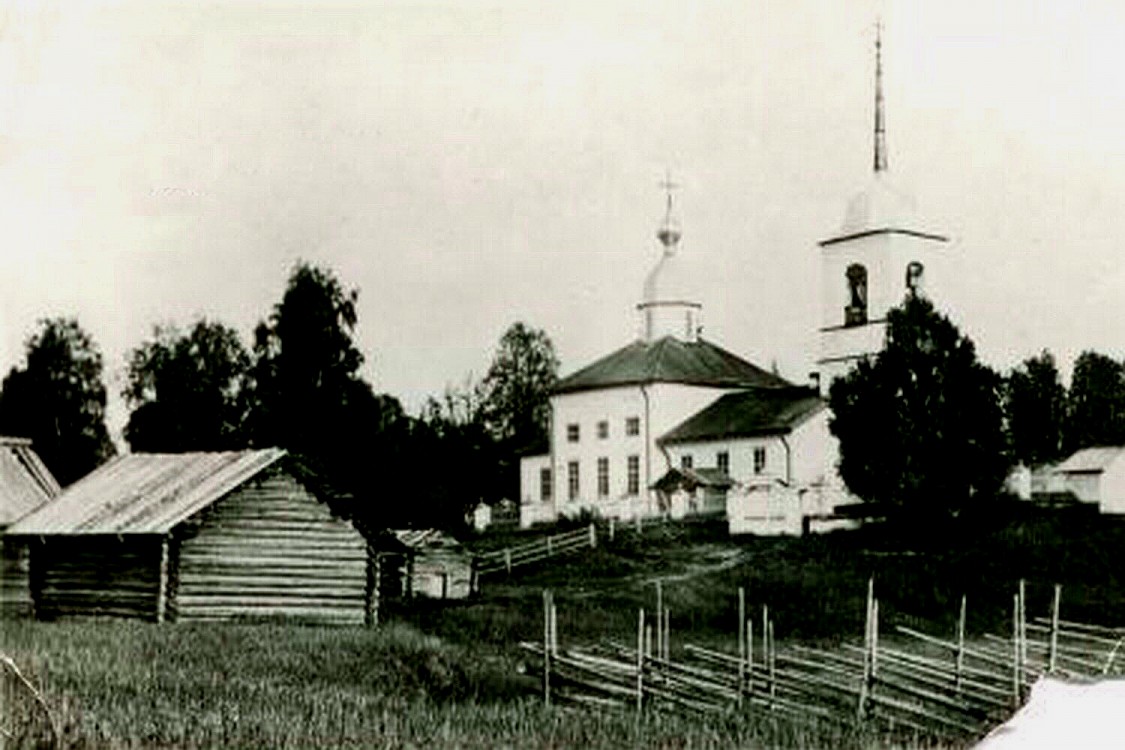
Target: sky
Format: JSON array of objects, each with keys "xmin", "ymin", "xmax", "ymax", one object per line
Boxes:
[{"xmin": 1, "ymin": 0, "xmax": 1123, "ymax": 443}]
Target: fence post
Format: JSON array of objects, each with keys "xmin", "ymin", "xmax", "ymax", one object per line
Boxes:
[
  {"xmin": 746, "ymin": 618, "xmax": 754, "ymax": 699},
  {"xmin": 768, "ymin": 619, "xmax": 776, "ymax": 709},
  {"xmin": 637, "ymin": 608, "xmax": 646, "ymax": 712},
  {"xmin": 547, "ymin": 535, "xmax": 553, "ymax": 556},
  {"xmin": 543, "ymin": 590, "xmax": 552, "ymax": 707},
  {"xmin": 655, "ymin": 580, "xmax": 663, "ymax": 666},
  {"xmin": 505, "ymin": 548, "xmax": 512, "ymax": 575},
  {"xmin": 589, "ymin": 522, "xmax": 597, "ymax": 549},
  {"xmin": 955, "ymin": 594, "xmax": 967, "ymax": 693},
  {"xmin": 858, "ymin": 577, "xmax": 874, "ymax": 720},
  {"xmin": 1049, "ymin": 584, "xmax": 1062, "ymax": 673},
  {"xmin": 657, "ymin": 611, "xmax": 666, "ymax": 661},
  {"xmin": 738, "ymin": 586, "xmax": 746, "ymax": 710},
  {"xmin": 609, "ymin": 517, "xmax": 616, "ymax": 542},
  {"xmin": 1018, "ymin": 579, "xmax": 1027, "ymax": 684},
  {"xmin": 1017, "ymin": 593, "xmax": 1026, "ymax": 710}
]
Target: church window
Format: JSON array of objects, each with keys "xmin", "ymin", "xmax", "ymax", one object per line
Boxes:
[
  {"xmin": 681, "ymin": 454, "xmax": 693, "ymax": 470},
  {"xmin": 753, "ymin": 446, "xmax": 767, "ymax": 474},
  {"xmin": 597, "ymin": 457, "xmax": 609, "ymax": 497},
  {"xmin": 625, "ymin": 417, "xmax": 640, "ymax": 436},
  {"xmin": 845, "ymin": 264, "xmax": 868, "ymax": 327},
  {"xmin": 568, "ymin": 461, "xmax": 580, "ymax": 501},
  {"xmin": 567, "ymin": 423, "xmax": 580, "ymax": 443},
  {"xmin": 906, "ymin": 261, "xmax": 924, "ymax": 296},
  {"xmin": 540, "ymin": 468, "xmax": 552, "ymax": 502},
  {"xmin": 627, "ymin": 455, "xmax": 640, "ymax": 495},
  {"xmin": 717, "ymin": 451, "xmax": 730, "ymax": 475},
  {"xmin": 597, "ymin": 420, "xmax": 609, "ymax": 439}
]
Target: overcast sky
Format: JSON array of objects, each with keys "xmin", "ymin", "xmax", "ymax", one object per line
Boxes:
[{"xmin": 2, "ymin": 1, "xmax": 1123, "ymax": 441}]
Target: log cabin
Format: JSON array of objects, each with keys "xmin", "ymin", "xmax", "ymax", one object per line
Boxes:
[
  {"xmin": 0, "ymin": 436, "xmax": 60, "ymax": 617},
  {"xmin": 6, "ymin": 448, "xmax": 377, "ymax": 625}
]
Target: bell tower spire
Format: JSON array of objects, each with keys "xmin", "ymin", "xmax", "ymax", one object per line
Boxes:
[{"xmin": 874, "ymin": 19, "xmax": 888, "ymax": 174}]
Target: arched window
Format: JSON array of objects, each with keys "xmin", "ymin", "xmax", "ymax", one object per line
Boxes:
[
  {"xmin": 845, "ymin": 263, "xmax": 868, "ymax": 326},
  {"xmin": 905, "ymin": 261, "xmax": 925, "ymax": 296}
]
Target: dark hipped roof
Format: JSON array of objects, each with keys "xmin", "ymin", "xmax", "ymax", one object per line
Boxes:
[
  {"xmin": 554, "ymin": 336, "xmax": 792, "ymax": 394},
  {"xmin": 658, "ymin": 388, "xmax": 825, "ymax": 445}
]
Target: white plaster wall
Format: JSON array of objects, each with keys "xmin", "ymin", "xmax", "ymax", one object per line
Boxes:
[
  {"xmin": 818, "ymin": 231, "xmax": 948, "ymax": 387},
  {"xmin": 1101, "ymin": 457, "xmax": 1125, "ymax": 514},
  {"xmin": 663, "ymin": 407, "xmax": 837, "ymax": 489},
  {"xmin": 1061, "ymin": 473, "xmax": 1100, "ymax": 505},
  {"xmin": 547, "ymin": 382, "xmax": 736, "ymax": 519}
]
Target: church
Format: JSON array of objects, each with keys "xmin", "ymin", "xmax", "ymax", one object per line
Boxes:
[{"xmin": 519, "ymin": 30, "xmax": 949, "ymax": 533}]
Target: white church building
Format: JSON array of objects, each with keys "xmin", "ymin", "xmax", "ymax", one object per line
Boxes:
[{"xmin": 519, "ymin": 29, "xmax": 949, "ymax": 534}]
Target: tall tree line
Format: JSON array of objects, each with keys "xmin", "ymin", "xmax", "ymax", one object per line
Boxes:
[{"xmin": 0, "ymin": 261, "xmax": 559, "ymax": 531}]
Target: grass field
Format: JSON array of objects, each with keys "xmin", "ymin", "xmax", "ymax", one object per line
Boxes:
[
  {"xmin": 4, "ymin": 509, "xmax": 1122, "ymax": 748},
  {"xmin": 3, "ymin": 620, "xmax": 960, "ymax": 749}
]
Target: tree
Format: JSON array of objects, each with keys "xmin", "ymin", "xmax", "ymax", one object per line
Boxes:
[
  {"xmin": 476, "ymin": 322, "xmax": 559, "ymax": 501},
  {"xmin": 249, "ymin": 262, "xmax": 416, "ymax": 531},
  {"xmin": 1004, "ymin": 350, "xmax": 1067, "ymax": 467},
  {"xmin": 123, "ymin": 319, "xmax": 253, "ymax": 452},
  {"xmin": 828, "ymin": 296, "xmax": 1007, "ymax": 525},
  {"xmin": 0, "ymin": 318, "xmax": 116, "ymax": 485},
  {"xmin": 1065, "ymin": 350, "xmax": 1125, "ymax": 452},
  {"xmin": 250, "ymin": 261, "xmax": 366, "ymax": 456},
  {"xmin": 478, "ymin": 322, "xmax": 559, "ymax": 455}
]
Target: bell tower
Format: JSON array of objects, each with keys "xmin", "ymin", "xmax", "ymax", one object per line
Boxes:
[{"xmin": 817, "ymin": 23, "xmax": 949, "ymax": 391}]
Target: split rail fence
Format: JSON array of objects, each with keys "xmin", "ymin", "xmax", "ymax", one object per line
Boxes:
[
  {"xmin": 475, "ymin": 524, "xmax": 598, "ymax": 577},
  {"xmin": 520, "ymin": 580, "xmax": 1125, "ymax": 740}
]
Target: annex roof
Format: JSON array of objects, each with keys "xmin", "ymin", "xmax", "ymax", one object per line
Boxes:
[
  {"xmin": 7, "ymin": 448, "xmax": 287, "ymax": 535},
  {"xmin": 554, "ymin": 336, "xmax": 792, "ymax": 395},
  {"xmin": 651, "ymin": 466, "xmax": 734, "ymax": 492},
  {"xmin": 1054, "ymin": 446, "xmax": 1125, "ymax": 475},
  {"xmin": 0, "ymin": 437, "xmax": 60, "ymax": 527},
  {"xmin": 658, "ymin": 388, "xmax": 824, "ymax": 445}
]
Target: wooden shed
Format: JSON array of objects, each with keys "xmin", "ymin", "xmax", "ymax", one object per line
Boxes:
[
  {"xmin": 0, "ymin": 436, "xmax": 60, "ymax": 617},
  {"xmin": 390, "ymin": 529, "xmax": 476, "ymax": 600},
  {"xmin": 6, "ymin": 449, "xmax": 377, "ymax": 625}
]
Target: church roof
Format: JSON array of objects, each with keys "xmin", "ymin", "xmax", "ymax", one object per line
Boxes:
[
  {"xmin": 554, "ymin": 336, "xmax": 792, "ymax": 395},
  {"xmin": 658, "ymin": 388, "xmax": 824, "ymax": 445}
]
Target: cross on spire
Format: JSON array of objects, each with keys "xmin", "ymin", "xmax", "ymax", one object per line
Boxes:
[
  {"xmin": 873, "ymin": 19, "xmax": 887, "ymax": 173},
  {"xmin": 657, "ymin": 170, "xmax": 682, "ymax": 248}
]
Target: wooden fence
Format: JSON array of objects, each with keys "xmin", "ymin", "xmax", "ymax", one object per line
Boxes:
[
  {"xmin": 475, "ymin": 524, "xmax": 598, "ymax": 577},
  {"xmin": 520, "ymin": 580, "xmax": 1125, "ymax": 740}
]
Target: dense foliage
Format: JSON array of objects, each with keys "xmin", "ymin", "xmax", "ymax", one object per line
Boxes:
[
  {"xmin": 123, "ymin": 319, "xmax": 253, "ymax": 452},
  {"xmin": 1064, "ymin": 350, "xmax": 1125, "ymax": 452},
  {"xmin": 1003, "ymin": 350, "xmax": 1068, "ymax": 467},
  {"xmin": 0, "ymin": 318, "xmax": 115, "ymax": 485},
  {"xmin": 828, "ymin": 295, "xmax": 1008, "ymax": 524}
]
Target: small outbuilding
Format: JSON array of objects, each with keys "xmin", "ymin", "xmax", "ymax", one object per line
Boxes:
[
  {"xmin": 390, "ymin": 529, "xmax": 476, "ymax": 600},
  {"xmin": 7, "ymin": 449, "xmax": 377, "ymax": 625},
  {"xmin": 0, "ymin": 436, "xmax": 60, "ymax": 617},
  {"xmin": 1052, "ymin": 446, "xmax": 1125, "ymax": 514},
  {"xmin": 651, "ymin": 466, "xmax": 733, "ymax": 518}
]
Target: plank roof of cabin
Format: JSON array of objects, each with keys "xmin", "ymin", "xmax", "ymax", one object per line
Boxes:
[
  {"xmin": 6, "ymin": 448, "xmax": 287, "ymax": 535},
  {"xmin": 393, "ymin": 529, "xmax": 464, "ymax": 550},
  {"xmin": 0, "ymin": 436, "xmax": 61, "ymax": 527},
  {"xmin": 657, "ymin": 387, "xmax": 825, "ymax": 445},
  {"xmin": 1054, "ymin": 445, "xmax": 1125, "ymax": 474},
  {"xmin": 553, "ymin": 336, "xmax": 793, "ymax": 394}
]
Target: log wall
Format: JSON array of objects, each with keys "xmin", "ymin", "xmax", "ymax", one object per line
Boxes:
[
  {"xmin": 174, "ymin": 470, "xmax": 370, "ymax": 625},
  {"xmin": 0, "ymin": 534, "xmax": 33, "ymax": 618},
  {"xmin": 30, "ymin": 536, "xmax": 163, "ymax": 620}
]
